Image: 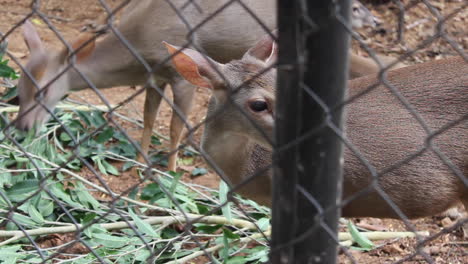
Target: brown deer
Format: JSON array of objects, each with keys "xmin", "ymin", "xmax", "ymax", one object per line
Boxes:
[
  {"xmin": 15, "ymin": 0, "xmax": 395, "ymax": 172},
  {"xmin": 164, "ymin": 33, "xmax": 467, "ymax": 219}
]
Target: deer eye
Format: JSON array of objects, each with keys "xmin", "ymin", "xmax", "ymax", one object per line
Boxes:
[{"xmin": 249, "ymin": 100, "xmax": 268, "ymax": 112}]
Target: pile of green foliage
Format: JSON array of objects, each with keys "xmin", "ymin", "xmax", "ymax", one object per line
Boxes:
[{"xmin": 0, "ymin": 44, "xmax": 271, "ymax": 263}]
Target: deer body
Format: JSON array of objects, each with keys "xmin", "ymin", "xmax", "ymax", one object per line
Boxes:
[
  {"xmin": 166, "ymin": 34, "xmax": 467, "ymax": 219},
  {"xmin": 341, "ymin": 57, "xmax": 467, "ymax": 218},
  {"xmin": 17, "ymin": 0, "xmax": 387, "ymax": 171}
]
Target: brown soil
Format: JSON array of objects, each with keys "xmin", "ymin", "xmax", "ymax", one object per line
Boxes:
[{"xmin": 0, "ymin": 0, "xmax": 466, "ymax": 263}]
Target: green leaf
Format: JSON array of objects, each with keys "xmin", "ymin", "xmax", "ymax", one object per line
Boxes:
[
  {"xmin": 150, "ymin": 135, "xmax": 161, "ymax": 145},
  {"xmin": 92, "ymin": 156, "xmax": 107, "ymax": 175},
  {"xmin": 27, "ymin": 204, "xmax": 45, "ymax": 224},
  {"xmin": 134, "ymin": 249, "xmax": 151, "ymax": 261},
  {"xmin": 5, "ymin": 180, "xmax": 39, "ymax": 202},
  {"xmin": 179, "ymin": 157, "xmax": 194, "ymax": 166},
  {"xmin": 78, "ymin": 144, "xmax": 94, "ymax": 158},
  {"xmin": 67, "ymin": 119, "xmax": 85, "ymax": 132},
  {"xmin": 108, "ymin": 142, "xmax": 136, "ymax": 159},
  {"xmin": 129, "ymin": 187, "xmax": 139, "ymax": 201},
  {"xmin": 23, "ymin": 257, "xmax": 43, "ymax": 263},
  {"xmin": 89, "ymin": 111, "xmax": 107, "ymax": 127},
  {"xmin": 0, "ymin": 164, "xmax": 12, "ymax": 187},
  {"xmin": 1, "ymin": 257, "xmax": 18, "ymax": 264},
  {"xmin": 10, "ymin": 152, "xmax": 29, "ymax": 163},
  {"xmin": 84, "ymin": 224, "xmax": 106, "ymax": 239},
  {"xmin": 347, "ymin": 221, "xmax": 374, "ymax": 250},
  {"xmin": 168, "ymin": 171, "xmax": 183, "ymax": 194},
  {"xmin": 0, "ymin": 245, "xmax": 21, "ymax": 255},
  {"xmin": 256, "ymin": 218, "xmax": 270, "ymax": 231},
  {"xmin": 244, "ymin": 246, "xmax": 269, "ymax": 262},
  {"xmin": 196, "ymin": 203, "xmax": 211, "ymax": 215},
  {"xmin": 223, "ymin": 228, "xmax": 240, "ymax": 239},
  {"xmin": 82, "ymin": 216, "xmax": 106, "ymax": 239},
  {"xmin": 239, "ymin": 199, "xmax": 270, "ymax": 215},
  {"xmin": 75, "ymin": 182, "xmax": 101, "ymax": 209},
  {"xmin": 226, "ymin": 256, "xmax": 248, "ymax": 264},
  {"xmin": 219, "ymin": 181, "xmax": 233, "ymax": 223},
  {"xmin": 95, "ymin": 127, "xmax": 114, "ymax": 143},
  {"xmin": 191, "ymin": 167, "xmax": 208, "ymax": 176},
  {"xmin": 161, "ymin": 227, "xmax": 179, "ymax": 239},
  {"xmin": 0, "ymin": 86, "xmax": 17, "ymax": 101},
  {"xmin": 59, "ymin": 132, "xmax": 72, "ymax": 142},
  {"xmin": 82, "ymin": 213, "xmax": 98, "ymax": 224},
  {"xmin": 122, "ymin": 161, "xmax": 135, "ymax": 171},
  {"xmin": 149, "ymin": 153, "xmax": 168, "ymax": 167},
  {"xmin": 77, "ymin": 110, "xmax": 106, "ymax": 128},
  {"xmin": 92, "ymin": 233, "xmax": 129, "ymax": 248},
  {"xmin": 37, "ymin": 199, "xmax": 54, "ymax": 217},
  {"xmin": 0, "ymin": 245, "xmax": 23, "ymax": 263},
  {"xmin": 221, "ymin": 230, "xmax": 230, "ymax": 261},
  {"xmin": 128, "ymin": 209, "xmax": 160, "ymax": 238},
  {"xmin": 12, "ymin": 213, "xmax": 38, "ymax": 227},
  {"xmin": 102, "ymin": 159, "xmax": 119, "ymax": 176},
  {"xmin": 140, "ymin": 183, "xmax": 163, "ymax": 200},
  {"xmin": 174, "ymin": 193, "xmax": 198, "ymax": 213},
  {"xmin": 0, "ymin": 61, "xmax": 18, "ymax": 79},
  {"xmin": 195, "ymin": 224, "xmax": 223, "ymax": 234},
  {"xmin": 0, "ymin": 190, "xmax": 10, "ymax": 207},
  {"xmin": 49, "ymin": 183, "xmax": 83, "ymax": 208}
]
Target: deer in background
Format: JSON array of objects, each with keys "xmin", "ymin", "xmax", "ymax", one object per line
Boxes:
[
  {"xmin": 164, "ymin": 33, "xmax": 467, "ymax": 219},
  {"xmin": 16, "ymin": 0, "xmax": 395, "ymax": 173}
]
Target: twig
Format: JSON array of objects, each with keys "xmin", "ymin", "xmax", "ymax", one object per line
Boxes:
[
  {"xmin": 338, "ymin": 231, "xmax": 430, "ymax": 241},
  {"xmin": 0, "ymin": 215, "xmax": 257, "ymax": 246},
  {"xmin": 45, "ymin": 15, "xmax": 72, "ymax": 23},
  {"xmin": 406, "ymin": 18, "xmax": 431, "ymax": 30},
  {"xmin": 340, "ymin": 240, "xmax": 353, "ymax": 247},
  {"xmin": 445, "ymin": 241, "xmax": 468, "ymax": 245},
  {"xmin": 0, "ymin": 103, "xmax": 115, "ymax": 113}
]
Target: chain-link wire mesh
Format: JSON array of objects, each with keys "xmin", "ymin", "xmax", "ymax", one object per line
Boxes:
[{"xmin": 0, "ymin": 0, "xmax": 466, "ymax": 263}]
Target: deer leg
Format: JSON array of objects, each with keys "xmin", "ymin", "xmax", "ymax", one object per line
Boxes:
[
  {"xmin": 135, "ymin": 82, "xmax": 166, "ymax": 170},
  {"xmin": 462, "ymin": 198, "xmax": 468, "ymax": 238},
  {"xmin": 167, "ymin": 80, "xmax": 195, "ymax": 172}
]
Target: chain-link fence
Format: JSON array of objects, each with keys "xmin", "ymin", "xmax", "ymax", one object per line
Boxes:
[{"xmin": 0, "ymin": 0, "xmax": 466, "ymax": 263}]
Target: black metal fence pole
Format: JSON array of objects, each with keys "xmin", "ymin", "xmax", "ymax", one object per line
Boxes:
[{"xmin": 271, "ymin": 0, "xmax": 350, "ymax": 263}]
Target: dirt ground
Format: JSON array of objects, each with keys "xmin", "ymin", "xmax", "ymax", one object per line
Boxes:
[{"xmin": 0, "ymin": 0, "xmax": 466, "ymax": 263}]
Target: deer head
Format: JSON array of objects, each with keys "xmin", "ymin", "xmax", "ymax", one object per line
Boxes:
[
  {"xmin": 164, "ymin": 32, "xmax": 278, "ymax": 150},
  {"xmin": 16, "ymin": 20, "xmax": 96, "ymax": 131}
]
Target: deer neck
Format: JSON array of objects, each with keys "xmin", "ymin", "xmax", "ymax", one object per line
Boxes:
[{"xmin": 66, "ymin": 34, "xmax": 151, "ymax": 91}]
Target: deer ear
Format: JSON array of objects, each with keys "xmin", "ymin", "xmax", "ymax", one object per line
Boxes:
[
  {"xmin": 163, "ymin": 42, "xmax": 221, "ymax": 89},
  {"xmin": 244, "ymin": 30, "xmax": 278, "ymax": 65},
  {"xmin": 58, "ymin": 33, "xmax": 96, "ymax": 63},
  {"xmin": 22, "ymin": 20, "xmax": 44, "ymax": 54},
  {"xmin": 70, "ymin": 33, "xmax": 96, "ymax": 62}
]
